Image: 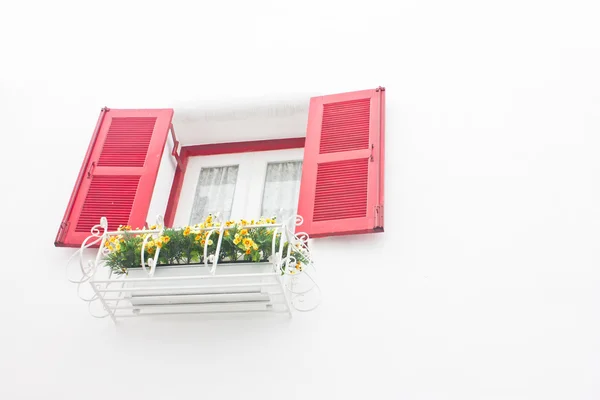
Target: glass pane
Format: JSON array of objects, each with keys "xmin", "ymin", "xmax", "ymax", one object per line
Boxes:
[
  {"xmin": 190, "ymin": 165, "xmax": 238, "ymax": 225},
  {"xmin": 261, "ymin": 161, "xmax": 302, "ymax": 224}
]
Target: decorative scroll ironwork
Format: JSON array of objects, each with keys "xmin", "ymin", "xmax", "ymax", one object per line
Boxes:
[{"xmin": 280, "ymin": 214, "xmax": 322, "ymax": 312}]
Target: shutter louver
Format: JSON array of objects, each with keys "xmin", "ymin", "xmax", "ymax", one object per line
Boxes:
[
  {"xmin": 313, "ymin": 158, "xmax": 369, "ymax": 222},
  {"xmin": 56, "ymin": 109, "xmax": 174, "ymax": 247},
  {"xmin": 75, "ymin": 176, "xmax": 140, "ymax": 232},
  {"xmin": 98, "ymin": 117, "xmax": 156, "ymax": 167},
  {"xmin": 319, "ymin": 98, "xmax": 371, "ymax": 154},
  {"xmin": 297, "ymin": 88, "xmax": 385, "ymax": 238}
]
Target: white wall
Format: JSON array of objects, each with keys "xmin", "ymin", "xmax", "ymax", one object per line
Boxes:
[
  {"xmin": 1, "ymin": 0, "xmax": 600, "ymax": 399},
  {"xmin": 146, "ymin": 128, "xmax": 177, "ymax": 227}
]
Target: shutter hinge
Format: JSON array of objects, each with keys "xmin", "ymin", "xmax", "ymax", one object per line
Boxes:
[
  {"xmin": 87, "ymin": 161, "xmax": 96, "ymax": 179},
  {"xmin": 170, "ymin": 124, "xmax": 183, "ymax": 170},
  {"xmin": 374, "ymin": 205, "xmax": 384, "ymax": 230},
  {"xmin": 56, "ymin": 221, "xmax": 69, "ymax": 243},
  {"xmin": 370, "ymin": 144, "xmax": 374, "ymax": 161}
]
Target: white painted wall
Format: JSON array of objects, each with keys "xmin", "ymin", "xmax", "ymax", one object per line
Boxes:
[
  {"xmin": 146, "ymin": 129, "xmax": 177, "ymax": 227},
  {"xmin": 2, "ymin": 0, "xmax": 600, "ymax": 399}
]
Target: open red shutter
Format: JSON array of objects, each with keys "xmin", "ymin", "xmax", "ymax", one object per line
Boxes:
[
  {"xmin": 297, "ymin": 87, "xmax": 385, "ymax": 238},
  {"xmin": 55, "ymin": 108, "xmax": 174, "ymax": 247}
]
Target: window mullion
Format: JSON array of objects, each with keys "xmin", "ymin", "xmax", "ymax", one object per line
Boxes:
[
  {"xmin": 228, "ymin": 155, "xmax": 252, "ymax": 221},
  {"xmin": 245, "ymin": 153, "xmax": 268, "ymax": 220}
]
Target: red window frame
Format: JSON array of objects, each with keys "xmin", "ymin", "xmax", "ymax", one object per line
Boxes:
[{"xmin": 164, "ymin": 138, "xmax": 306, "ymax": 227}]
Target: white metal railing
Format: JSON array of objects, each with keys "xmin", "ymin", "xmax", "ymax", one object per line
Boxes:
[{"xmin": 66, "ymin": 214, "xmax": 321, "ymax": 322}]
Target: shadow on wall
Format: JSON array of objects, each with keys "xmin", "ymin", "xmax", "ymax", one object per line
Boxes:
[
  {"xmin": 309, "ymin": 231, "xmax": 388, "ymax": 261},
  {"xmin": 171, "ymin": 94, "xmax": 320, "ymax": 145}
]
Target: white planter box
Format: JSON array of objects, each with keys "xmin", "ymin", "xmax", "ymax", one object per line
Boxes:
[
  {"xmin": 69, "ymin": 217, "xmax": 315, "ymax": 321},
  {"xmin": 115, "ymin": 262, "xmax": 289, "ymax": 315}
]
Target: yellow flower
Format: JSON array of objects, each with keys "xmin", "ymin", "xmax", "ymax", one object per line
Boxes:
[
  {"xmin": 233, "ymin": 238, "xmax": 241, "ymax": 245},
  {"xmin": 195, "ymin": 234, "xmax": 202, "ymax": 241},
  {"xmin": 147, "ymin": 240, "xmax": 154, "ymax": 248},
  {"xmin": 240, "ymin": 229, "xmax": 248, "ymax": 236},
  {"xmin": 240, "ymin": 219, "xmax": 248, "ymax": 226},
  {"xmin": 266, "ymin": 218, "xmax": 272, "ymax": 224},
  {"xmin": 156, "ymin": 240, "xmax": 163, "ymax": 248},
  {"xmin": 242, "ymin": 238, "xmax": 253, "ymax": 248},
  {"xmin": 183, "ymin": 227, "xmax": 191, "ymax": 236},
  {"xmin": 245, "ymin": 249, "xmax": 251, "ymax": 255},
  {"xmin": 149, "ymin": 224, "xmax": 157, "ymax": 230},
  {"xmin": 224, "ymin": 231, "xmax": 230, "ymax": 237},
  {"xmin": 250, "ymin": 219, "xmax": 255, "ymax": 225},
  {"xmin": 115, "ymin": 243, "xmax": 121, "ymax": 251},
  {"xmin": 162, "ymin": 236, "xmax": 170, "ymax": 243},
  {"xmin": 295, "ymin": 262, "xmax": 301, "ymax": 270},
  {"xmin": 200, "ymin": 239, "xmax": 206, "ymax": 246},
  {"xmin": 207, "ymin": 239, "xmax": 213, "ymax": 246},
  {"xmin": 252, "ymin": 243, "xmax": 258, "ymax": 251}
]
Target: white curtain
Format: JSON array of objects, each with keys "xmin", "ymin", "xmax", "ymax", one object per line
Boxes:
[
  {"xmin": 190, "ymin": 165, "xmax": 238, "ymax": 225},
  {"xmin": 261, "ymin": 161, "xmax": 302, "ymax": 224}
]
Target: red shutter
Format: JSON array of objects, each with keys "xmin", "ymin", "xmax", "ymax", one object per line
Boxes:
[
  {"xmin": 297, "ymin": 88, "xmax": 385, "ymax": 238},
  {"xmin": 55, "ymin": 108, "xmax": 174, "ymax": 247}
]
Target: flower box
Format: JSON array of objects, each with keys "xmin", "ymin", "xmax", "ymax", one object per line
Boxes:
[
  {"xmin": 104, "ymin": 215, "xmax": 308, "ymax": 277},
  {"xmin": 68, "ymin": 214, "xmax": 317, "ymax": 321},
  {"xmin": 96, "ymin": 215, "xmax": 310, "ymax": 316}
]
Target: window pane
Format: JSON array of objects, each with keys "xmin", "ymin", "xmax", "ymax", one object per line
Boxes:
[
  {"xmin": 190, "ymin": 165, "xmax": 238, "ymax": 224},
  {"xmin": 261, "ymin": 161, "xmax": 302, "ymax": 224}
]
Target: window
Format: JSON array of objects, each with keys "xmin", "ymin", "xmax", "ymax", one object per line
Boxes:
[
  {"xmin": 175, "ymin": 149, "xmax": 304, "ymax": 227},
  {"xmin": 261, "ymin": 161, "xmax": 303, "ymax": 223},
  {"xmin": 55, "ymin": 87, "xmax": 385, "ymax": 247},
  {"xmin": 189, "ymin": 165, "xmax": 238, "ymax": 224}
]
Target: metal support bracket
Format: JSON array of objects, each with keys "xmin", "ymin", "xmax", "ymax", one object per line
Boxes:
[
  {"xmin": 170, "ymin": 124, "xmax": 183, "ymax": 170},
  {"xmin": 375, "ymin": 205, "xmax": 384, "ymax": 229}
]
